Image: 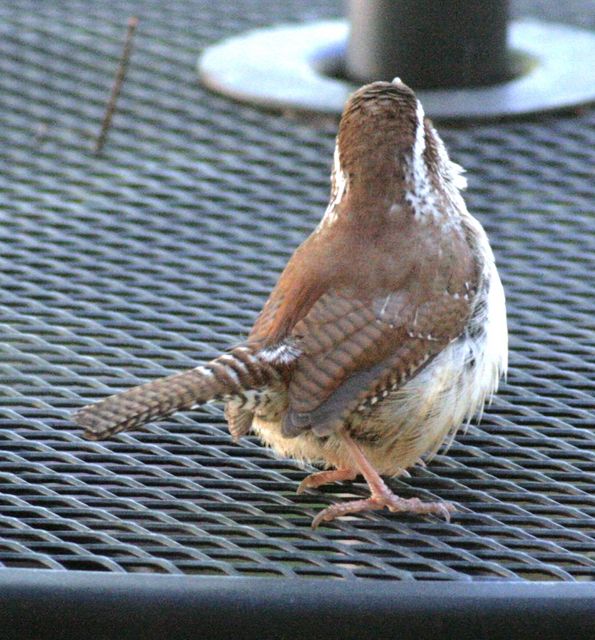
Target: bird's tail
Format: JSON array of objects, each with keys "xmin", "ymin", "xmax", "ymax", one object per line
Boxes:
[{"xmin": 73, "ymin": 346, "xmax": 282, "ymax": 440}]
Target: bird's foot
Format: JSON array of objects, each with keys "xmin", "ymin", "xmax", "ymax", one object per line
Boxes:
[
  {"xmin": 312, "ymin": 485, "xmax": 455, "ymax": 528},
  {"xmin": 310, "ymin": 430, "xmax": 455, "ymax": 528},
  {"xmin": 297, "ymin": 468, "xmax": 357, "ymax": 494}
]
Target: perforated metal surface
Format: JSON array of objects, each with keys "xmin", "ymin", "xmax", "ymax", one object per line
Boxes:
[{"xmin": 0, "ymin": 0, "xmax": 593, "ymax": 582}]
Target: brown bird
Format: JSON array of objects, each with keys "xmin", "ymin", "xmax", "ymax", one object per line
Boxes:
[{"xmin": 74, "ymin": 79, "xmax": 508, "ymax": 528}]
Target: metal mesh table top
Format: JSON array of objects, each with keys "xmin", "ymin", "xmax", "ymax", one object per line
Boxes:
[{"xmin": 0, "ymin": 0, "xmax": 593, "ymax": 582}]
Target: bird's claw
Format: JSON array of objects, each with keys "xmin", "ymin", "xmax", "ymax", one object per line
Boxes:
[{"xmin": 312, "ymin": 492, "xmax": 456, "ymax": 528}]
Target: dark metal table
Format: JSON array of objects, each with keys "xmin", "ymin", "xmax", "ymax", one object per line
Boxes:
[{"xmin": 0, "ymin": 1, "xmax": 593, "ymax": 637}]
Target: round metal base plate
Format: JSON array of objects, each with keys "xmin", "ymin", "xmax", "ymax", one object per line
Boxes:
[{"xmin": 198, "ymin": 19, "xmax": 595, "ymax": 120}]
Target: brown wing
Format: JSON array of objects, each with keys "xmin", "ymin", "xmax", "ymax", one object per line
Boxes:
[
  {"xmin": 247, "ymin": 200, "xmax": 479, "ymax": 438},
  {"xmin": 249, "ymin": 238, "xmax": 327, "ymax": 348},
  {"xmin": 282, "ymin": 287, "xmax": 473, "ymax": 437}
]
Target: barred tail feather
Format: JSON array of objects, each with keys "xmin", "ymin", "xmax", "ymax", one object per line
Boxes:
[{"xmin": 73, "ymin": 346, "xmax": 282, "ymax": 440}]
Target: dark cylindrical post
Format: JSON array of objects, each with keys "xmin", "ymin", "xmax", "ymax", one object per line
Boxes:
[{"xmin": 346, "ymin": 0, "xmax": 510, "ymax": 89}]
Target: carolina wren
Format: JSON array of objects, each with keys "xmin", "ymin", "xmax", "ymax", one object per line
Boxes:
[{"xmin": 74, "ymin": 79, "xmax": 508, "ymax": 528}]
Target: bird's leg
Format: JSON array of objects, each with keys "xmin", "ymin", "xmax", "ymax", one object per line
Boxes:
[
  {"xmin": 311, "ymin": 430, "xmax": 455, "ymax": 528},
  {"xmin": 297, "ymin": 468, "xmax": 357, "ymax": 494}
]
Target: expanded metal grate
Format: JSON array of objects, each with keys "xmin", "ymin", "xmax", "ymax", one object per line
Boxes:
[{"xmin": 0, "ymin": 0, "xmax": 593, "ymax": 583}]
